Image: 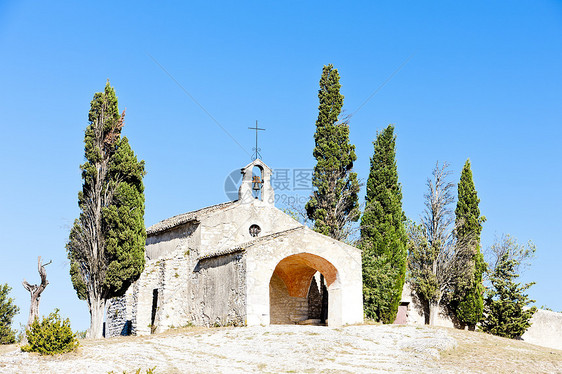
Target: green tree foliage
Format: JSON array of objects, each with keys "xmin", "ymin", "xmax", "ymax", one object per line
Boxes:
[
  {"xmin": 451, "ymin": 159, "xmax": 486, "ymax": 328},
  {"xmin": 21, "ymin": 309, "xmax": 79, "ymax": 355},
  {"xmin": 481, "ymin": 251, "xmax": 537, "ymax": 339},
  {"xmin": 305, "ymin": 64, "xmax": 360, "ymax": 241},
  {"xmin": 407, "ymin": 163, "xmax": 475, "ymax": 325},
  {"xmin": 67, "ymin": 81, "xmax": 146, "ymax": 338},
  {"xmin": 360, "ymin": 125, "xmax": 407, "ymax": 323},
  {"xmin": 0, "ymin": 284, "xmax": 19, "ymax": 344},
  {"xmin": 407, "ymin": 220, "xmax": 438, "ymax": 310}
]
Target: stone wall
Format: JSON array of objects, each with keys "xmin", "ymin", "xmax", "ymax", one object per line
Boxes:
[
  {"xmin": 154, "ymin": 249, "xmax": 191, "ymax": 332},
  {"xmin": 106, "ymin": 286, "xmax": 135, "ymax": 337},
  {"xmin": 269, "ymin": 271, "xmax": 328, "ymax": 325},
  {"xmin": 146, "ymin": 222, "xmax": 197, "ymax": 260},
  {"xmin": 399, "ymin": 283, "xmax": 455, "ymax": 328},
  {"xmin": 307, "ymin": 274, "xmax": 323, "ymax": 320},
  {"xmin": 106, "ymin": 296, "xmax": 128, "ymax": 337},
  {"xmin": 128, "ymin": 257, "xmax": 165, "ymax": 336},
  {"xmin": 126, "ymin": 222, "xmax": 199, "ymax": 336},
  {"xmin": 522, "ymin": 309, "xmax": 562, "ymax": 350},
  {"xmin": 269, "ymin": 272, "xmax": 307, "ymax": 324},
  {"xmin": 188, "ymin": 252, "xmax": 247, "ymax": 326},
  {"xmin": 401, "ymin": 284, "xmax": 562, "ymax": 351},
  {"xmin": 110, "ymin": 215, "xmax": 251, "ymax": 336}
]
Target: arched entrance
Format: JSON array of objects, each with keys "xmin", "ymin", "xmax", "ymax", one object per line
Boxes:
[{"xmin": 269, "ymin": 253, "xmax": 340, "ymax": 326}]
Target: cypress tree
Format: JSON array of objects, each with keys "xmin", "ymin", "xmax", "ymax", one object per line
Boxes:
[
  {"xmin": 67, "ymin": 81, "xmax": 146, "ymax": 338},
  {"xmin": 305, "ymin": 64, "xmax": 360, "ymax": 241},
  {"xmin": 452, "ymin": 159, "xmax": 485, "ymax": 328},
  {"xmin": 360, "ymin": 125, "xmax": 407, "ymax": 323},
  {"xmin": 481, "ymin": 252, "xmax": 537, "ymax": 339}
]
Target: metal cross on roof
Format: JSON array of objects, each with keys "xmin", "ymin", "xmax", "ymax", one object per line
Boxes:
[{"xmin": 248, "ymin": 120, "xmax": 265, "ymax": 160}]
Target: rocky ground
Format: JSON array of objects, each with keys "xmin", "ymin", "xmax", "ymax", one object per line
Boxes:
[{"xmin": 0, "ymin": 324, "xmax": 560, "ymax": 373}]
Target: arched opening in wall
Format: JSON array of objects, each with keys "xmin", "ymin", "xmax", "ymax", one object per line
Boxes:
[
  {"xmin": 269, "ymin": 253, "xmax": 338, "ymax": 326},
  {"xmin": 252, "ymin": 165, "xmax": 263, "ymax": 201}
]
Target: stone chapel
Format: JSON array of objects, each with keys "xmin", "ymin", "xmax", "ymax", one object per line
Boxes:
[{"xmin": 106, "ymin": 159, "xmax": 363, "ymax": 336}]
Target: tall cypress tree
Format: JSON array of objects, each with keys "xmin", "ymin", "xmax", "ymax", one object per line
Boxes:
[
  {"xmin": 360, "ymin": 125, "xmax": 407, "ymax": 323},
  {"xmin": 67, "ymin": 81, "xmax": 146, "ymax": 338},
  {"xmin": 305, "ymin": 64, "xmax": 360, "ymax": 241},
  {"xmin": 452, "ymin": 159, "xmax": 485, "ymax": 328}
]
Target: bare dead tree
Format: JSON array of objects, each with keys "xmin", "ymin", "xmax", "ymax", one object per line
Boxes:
[
  {"xmin": 283, "ymin": 200, "xmax": 314, "ymax": 228},
  {"xmin": 22, "ymin": 256, "xmax": 52, "ymax": 336},
  {"xmin": 408, "ymin": 162, "xmax": 475, "ymax": 325},
  {"xmin": 485, "ymin": 233, "xmax": 536, "ymax": 277}
]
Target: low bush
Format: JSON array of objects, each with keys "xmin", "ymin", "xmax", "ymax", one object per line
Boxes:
[{"xmin": 21, "ymin": 309, "xmax": 79, "ymax": 355}]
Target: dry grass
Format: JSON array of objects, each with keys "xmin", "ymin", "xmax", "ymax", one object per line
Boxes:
[
  {"xmin": 0, "ymin": 344, "xmax": 17, "ymax": 355},
  {"xmin": 438, "ymin": 327, "xmax": 562, "ymax": 373}
]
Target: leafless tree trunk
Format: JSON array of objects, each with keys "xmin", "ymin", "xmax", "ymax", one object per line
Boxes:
[{"xmin": 22, "ymin": 256, "xmax": 51, "ymax": 340}]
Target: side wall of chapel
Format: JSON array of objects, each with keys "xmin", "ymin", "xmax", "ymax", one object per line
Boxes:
[{"xmin": 107, "ymin": 217, "xmax": 249, "ymax": 336}]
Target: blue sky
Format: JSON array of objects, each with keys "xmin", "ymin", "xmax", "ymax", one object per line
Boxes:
[{"xmin": 0, "ymin": 1, "xmax": 560, "ymax": 331}]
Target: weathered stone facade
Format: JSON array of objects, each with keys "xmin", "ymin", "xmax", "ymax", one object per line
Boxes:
[
  {"xmin": 398, "ymin": 284, "xmax": 562, "ymax": 351},
  {"xmin": 107, "ymin": 159, "xmax": 364, "ymax": 336},
  {"xmin": 105, "ymin": 295, "xmax": 132, "ymax": 337}
]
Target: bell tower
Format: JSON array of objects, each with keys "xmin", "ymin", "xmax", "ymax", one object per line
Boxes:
[{"xmin": 238, "ymin": 159, "xmax": 275, "ymax": 205}]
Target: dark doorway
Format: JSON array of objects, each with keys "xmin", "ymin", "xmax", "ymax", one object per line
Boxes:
[{"xmin": 151, "ymin": 289, "xmax": 159, "ymax": 334}]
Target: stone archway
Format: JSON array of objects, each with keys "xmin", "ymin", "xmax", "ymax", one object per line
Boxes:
[{"xmin": 268, "ymin": 253, "xmax": 341, "ymax": 326}]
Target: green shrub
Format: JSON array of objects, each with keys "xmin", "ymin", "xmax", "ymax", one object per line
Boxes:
[
  {"xmin": 0, "ymin": 283, "xmax": 20, "ymax": 344},
  {"xmin": 21, "ymin": 309, "xmax": 79, "ymax": 355}
]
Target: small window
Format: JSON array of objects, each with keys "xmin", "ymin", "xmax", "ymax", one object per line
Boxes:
[{"xmin": 249, "ymin": 224, "xmax": 261, "ymax": 237}]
